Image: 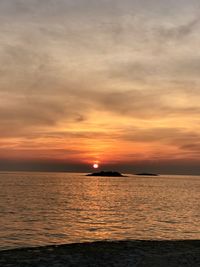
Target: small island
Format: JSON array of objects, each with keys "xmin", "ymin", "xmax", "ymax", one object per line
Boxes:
[
  {"xmin": 136, "ymin": 172, "xmax": 159, "ymax": 176},
  {"xmin": 86, "ymin": 171, "xmax": 126, "ymax": 177}
]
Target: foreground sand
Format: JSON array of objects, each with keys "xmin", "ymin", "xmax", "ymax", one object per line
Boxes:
[{"xmin": 0, "ymin": 240, "xmax": 200, "ymax": 267}]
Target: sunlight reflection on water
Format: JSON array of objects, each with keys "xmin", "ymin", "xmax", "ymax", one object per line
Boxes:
[{"xmin": 0, "ymin": 172, "xmax": 199, "ymax": 250}]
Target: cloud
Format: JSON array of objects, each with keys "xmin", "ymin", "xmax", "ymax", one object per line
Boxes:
[
  {"xmin": 181, "ymin": 143, "xmax": 200, "ymax": 152},
  {"xmin": 157, "ymin": 15, "xmax": 200, "ymax": 40},
  {"xmin": 1, "ymin": 0, "xmax": 200, "ymax": 173},
  {"xmin": 121, "ymin": 127, "xmax": 186, "ymax": 143},
  {"xmin": 1, "ymin": 82, "xmax": 200, "ymax": 140},
  {"xmin": 120, "ymin": 126, "xmax": 200, "ymax": 153},
  {"xmin": 0, "ymin": 91, "xmax": 91, "ymax": 138},
  {"xmin": 107, "ymin": 61, "xmax": 158, "ymax": 82},
  {"xmin": 94, "ymin": 88, "xmax": 200, "ymax": 119}
]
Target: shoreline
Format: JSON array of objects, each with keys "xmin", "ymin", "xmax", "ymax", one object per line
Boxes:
[{"xmin": 0, "ymin": 240, "xmax": 200, "ymax": 266}]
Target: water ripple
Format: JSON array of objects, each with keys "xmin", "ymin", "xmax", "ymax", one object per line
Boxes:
[{"xmin": 0, "ymin": 172, "xmax": 199, "ymax": 250}]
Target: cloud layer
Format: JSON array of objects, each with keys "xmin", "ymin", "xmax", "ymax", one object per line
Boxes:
[{"xmin": 1, "ymin": 0, "xmax": 200, "ymax": 173}]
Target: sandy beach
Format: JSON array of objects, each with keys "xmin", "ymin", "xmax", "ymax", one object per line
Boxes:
[{"xmin": 0, "ymin": 240, "xmax": 200, "ymax": 267}]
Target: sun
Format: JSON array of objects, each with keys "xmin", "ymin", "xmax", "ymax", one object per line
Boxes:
[{"xmin": 93, "ymin": 163, "xmax": 99, "ymax": 169}]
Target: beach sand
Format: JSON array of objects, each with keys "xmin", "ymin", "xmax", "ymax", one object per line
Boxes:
[{"xmin": 0, "ymin": 240, "xmax": 200, "ymax": 266}]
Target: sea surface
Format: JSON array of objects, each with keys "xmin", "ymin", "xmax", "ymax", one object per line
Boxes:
[{"xmin": 0, "ymin": 172, "xmax": 199, "ymax": 250}]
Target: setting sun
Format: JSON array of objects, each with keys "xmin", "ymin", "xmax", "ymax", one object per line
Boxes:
[{"xmin": 93, "ymin": 163, "xmax": 99, "ymax": 169}]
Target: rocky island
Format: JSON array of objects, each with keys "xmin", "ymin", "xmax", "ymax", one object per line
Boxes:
[{"xmin": 86, "ymin": 171, "xmax": 126, "ymax": 177}]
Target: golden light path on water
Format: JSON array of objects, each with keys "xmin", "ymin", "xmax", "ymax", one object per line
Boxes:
[{"xmin": 0, "ymin": 172, "xmax": 199, "ymax": 250}]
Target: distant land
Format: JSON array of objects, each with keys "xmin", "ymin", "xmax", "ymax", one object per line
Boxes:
[
  {"xmin": 86, "ymin": 171, "xmax": 126, "ymax": 177},
  {"xmin": 136, "ymin": 172, "xmax": 159, "ymax": 176}
]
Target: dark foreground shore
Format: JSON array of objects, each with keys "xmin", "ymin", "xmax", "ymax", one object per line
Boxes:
[{"xmin": 0, "ymin": 240, "xmax": 200, "ymax": 267}]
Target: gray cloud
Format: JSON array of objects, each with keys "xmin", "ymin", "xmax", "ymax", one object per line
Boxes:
[{"xmin": 157, "ymin": 15, "xmax": 200, "ymax": 40}]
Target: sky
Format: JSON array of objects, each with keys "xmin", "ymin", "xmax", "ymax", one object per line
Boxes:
[{"xmin": 1, "ymin": 0, "xmax": 200, "ymax": 174}]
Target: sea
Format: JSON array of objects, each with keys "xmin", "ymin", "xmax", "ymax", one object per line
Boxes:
[{"xmin": 0, "ymin": 172, "xmax": 199, "ymax": 250}]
